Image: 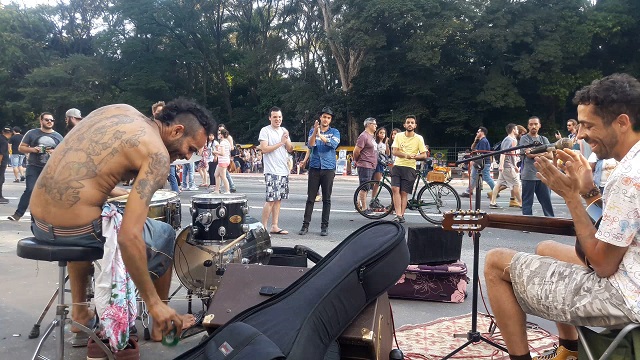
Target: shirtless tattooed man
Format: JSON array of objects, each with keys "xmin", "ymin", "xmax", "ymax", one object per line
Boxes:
[{"xmin": 29, "ymin": 98, "xmax": 216, "ymax": 343}]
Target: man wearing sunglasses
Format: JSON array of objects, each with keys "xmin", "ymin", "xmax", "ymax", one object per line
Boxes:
[{"xmin": 8, "ymin": 112, "xmax": 63, "ymax": 221}]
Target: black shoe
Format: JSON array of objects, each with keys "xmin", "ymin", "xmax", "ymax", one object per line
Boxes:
[
  {"xmin": 20, "ymin": 176, "xmax": 25, "ymax": 181},
  {"xmin": 230, "ymin": 188, "xmax": 237, "ymax": 193},
  {"xmin": 12, "ymin": 179, "xmax": 19, "ymax": 183},
  {"xmin": 460, "ymin": 192, "xmax": 471, "ymax": 198},
  {"xmin": 298, "ymin": 226, "xmax": 308, "ymax": 235},
  {"xmin": 8, "ymin": 214, "xmax": 21, "ymax": 221},
  {"xmin": 0, "ymin": 198, "xmax": 8, "ymax": 204},
  {"xmin": 320, "ymin": 227, "xmax": 328, "ymax": 236}
]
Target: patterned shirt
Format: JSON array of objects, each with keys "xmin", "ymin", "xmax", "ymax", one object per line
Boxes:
[{"xmin": 598, "ymin": 140, "xmax": 640, "ymax": 318}]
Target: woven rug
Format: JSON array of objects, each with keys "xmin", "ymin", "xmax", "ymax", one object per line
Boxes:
[{"xmin": 395, "ymin": 313, "xmax": 559, "ymax": 360}]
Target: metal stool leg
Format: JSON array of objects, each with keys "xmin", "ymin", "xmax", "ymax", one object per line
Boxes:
[{"xmin": 29, "ymin": 274, "xmax": 68, "ymax": 339}]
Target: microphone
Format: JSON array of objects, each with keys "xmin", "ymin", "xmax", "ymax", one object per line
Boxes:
[{"xmin": 529, "ymin": 138, "xmax": 573, "ymax": 154}]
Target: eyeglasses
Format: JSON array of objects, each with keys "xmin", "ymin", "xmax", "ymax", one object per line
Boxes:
[{"xmin": 42, "ymin": 119, "xmax": 54, "ymax": 122}]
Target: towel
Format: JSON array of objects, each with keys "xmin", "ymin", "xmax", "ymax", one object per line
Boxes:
[{"xmin": 95, "ymin": 203, "xmax": 138, "ymax": 351}]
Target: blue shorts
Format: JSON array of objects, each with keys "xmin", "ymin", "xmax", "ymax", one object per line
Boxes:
[
  {"xmin": 375, "ymin": 163, "xmax": 385, "ymax": 174},
  {"xmin": 10, "ymin": 154, "xmax": 24, "ymax": 168},
  {"xmin": 31, "ymin": 216, "xmax": 175, "ymax": 280}
]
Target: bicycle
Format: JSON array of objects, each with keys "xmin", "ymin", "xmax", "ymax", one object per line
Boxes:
[{"xmin": 353, "ymin": 165, "xmax": 461, "ymax": 224}]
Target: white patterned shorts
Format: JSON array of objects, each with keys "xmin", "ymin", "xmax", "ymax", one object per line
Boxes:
[
  {"xmin": 510, "ymin": 252, "xmax": 639, "ymax": 328},
  {"xmin": 264, "ymin": 173, "xmax": 289, "ymax": 202}
]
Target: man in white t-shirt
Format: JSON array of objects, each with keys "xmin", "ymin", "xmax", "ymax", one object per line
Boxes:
[{"xmin": 258, "ymin": 106, "xmax": 293, "ymax": 234}]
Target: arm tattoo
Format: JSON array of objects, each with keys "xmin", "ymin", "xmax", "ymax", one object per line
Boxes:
[{"xmin": 134, "ymin": 152, "xmax": 170, "ymax": 205}]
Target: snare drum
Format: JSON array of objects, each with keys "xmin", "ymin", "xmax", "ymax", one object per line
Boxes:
[
  {"xmin": 190, "ymin": 194, "xmax": 248, "ymax": 243},
  {"xmin": 112, "ymin": 190, "xmax": 182, "ymax": 230}
]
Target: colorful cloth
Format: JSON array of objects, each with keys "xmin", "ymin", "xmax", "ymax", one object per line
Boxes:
[{"xmin": 95, "ymin": 203, "xmax": 138, "ymax": 351}]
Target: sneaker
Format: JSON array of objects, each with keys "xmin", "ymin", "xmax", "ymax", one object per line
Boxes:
[
  {"xmin": 230, "ymin": 188, "xmax": 237, "ymax": 193},
  {"xmin": 0, "ymin": 198, "xmax": 8, "ymax": 204},
  {"xmin": 362, "ymin": 209, "xmax": 374, "ymax": 216},
  {"xmin": 20, "ymin": 176, "xmax": 25, "ymax": 181},
  {"xmin": 320, "ymin": 227, "xmax": 328, "ymax": 236},
  {"xmin": 298, "ymin": 226, "xmax": 308, "ymax": 235},
  {"xmin": 189, "ymin": 186, "xmax": 199, "ymax": 191},
  {"xmin": 509, "ymin": 200, "xmax": 522, "ymax": 208},
  {"xmin": 489, "ymin": 203, "xmax": 500, "ymax": 209},
  {"xmin": 13, "ymin": 179, "xmax": 19, "ymax": 183},
  {"xmin": 8, "ymin": 214, "xmax": 21, "ymax": 221},
  {"xmin": 86, "ymin": 337, "xmax": 109, "ymax": 360},
  {"xmin": 533, "ymin": 345, "xmax": 578, "ymax": 360},
  {"xmin": 392, "ymin": 215, "xmax": 406, "ymax": 223},
  {"xmin": 460, "ymin": 192, "xmax": 471, "ymax": 198},
  {"xmin": 114, "ymin": 338, "xmax": 139, "ymax": 360}
]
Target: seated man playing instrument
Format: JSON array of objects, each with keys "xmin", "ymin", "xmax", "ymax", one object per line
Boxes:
[
  {"xmin": 484, "ymin": 73, "xmax": 640, "ymax": 360},
  {"xmin": 29, "ymin": 98, "xmax": 216, "ymax": 344}
]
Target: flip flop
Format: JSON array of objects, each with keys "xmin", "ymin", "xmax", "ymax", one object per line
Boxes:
[
  {"xmin": 270, "ymin": 229, "xmax": 289, "ymax": 235},
  {"xmin": 71, "ymin": 316, "xmax": 98, "ymax": 347}
]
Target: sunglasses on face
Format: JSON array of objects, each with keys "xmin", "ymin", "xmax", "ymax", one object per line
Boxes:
[{"xmin": 43, "ymin": 119, "xmax": 54, "ymax": 122}]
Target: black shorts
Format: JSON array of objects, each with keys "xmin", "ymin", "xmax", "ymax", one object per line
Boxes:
[{"xmin": 390, "ymin": 166, "xmax": 417, "ymax": 194}]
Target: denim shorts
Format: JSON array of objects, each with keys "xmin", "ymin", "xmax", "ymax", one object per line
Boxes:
[
  {"xmin": 31, "ymin": 217, "xmax": 176, "ymax": 280},
  {"xmin": 10, "ymin": 154, "xmax": 24, "ymax": 168}
]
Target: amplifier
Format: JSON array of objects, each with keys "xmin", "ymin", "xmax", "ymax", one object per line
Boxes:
[
  {"xmin": 204, "ymin": 263, "xmax": 393, "ymax": 360},
  {"xmin": 408, "ymin": 225, "xmax": 463, "ymax": 265}
]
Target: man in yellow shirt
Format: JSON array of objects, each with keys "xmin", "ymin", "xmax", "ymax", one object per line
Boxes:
[{"xmin": 390, "ymin": 115, "xmax": 428, "ymax": 222}]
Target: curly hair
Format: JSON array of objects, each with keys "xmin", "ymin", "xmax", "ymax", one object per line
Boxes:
[
  {"xmin": 157, "ymin": 98, "xmax": 217, "ymax": 136},
  {"xmin": 573, "ymin": 73, "xmax": 640, "ymax": 132}
]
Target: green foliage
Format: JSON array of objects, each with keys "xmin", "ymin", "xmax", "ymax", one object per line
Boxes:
[{"xmin": 0, "ymin": 0, "xmax": 638, "ymax": 145}]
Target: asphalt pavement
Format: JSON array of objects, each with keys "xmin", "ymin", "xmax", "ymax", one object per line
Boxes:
[{"xmin": 0, "ymin": 169, "xmax": 576, "ymax": 359}]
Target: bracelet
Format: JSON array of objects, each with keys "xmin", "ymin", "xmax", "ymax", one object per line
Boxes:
[{"xmin": 581, "ymin": 185, "xmax": 601, "ymax": 200}]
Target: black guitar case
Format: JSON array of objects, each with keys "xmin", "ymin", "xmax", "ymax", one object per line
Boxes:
[{"xmin": 174, "ymin": 221, "xmax": 409, "ymax": 360}]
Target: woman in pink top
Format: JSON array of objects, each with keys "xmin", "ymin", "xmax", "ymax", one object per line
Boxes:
[{"xmin": 212, "ymin": 128, "xmax": 231, "ymax": 193}]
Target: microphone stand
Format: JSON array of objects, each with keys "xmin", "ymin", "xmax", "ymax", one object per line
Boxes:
[{"xmin": 441, "ymin": 141, "xmax": 540, "ymax": 359}]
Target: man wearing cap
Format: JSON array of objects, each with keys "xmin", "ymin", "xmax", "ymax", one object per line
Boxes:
[
  {"xmin": 353, "ymin": 117, "xmax": 378, "ymax": 215},
  {"xmin": 0, "ymin": 127, "xmax": 12, "ymax": 203},
  {"xmin": 65, "ymin": 108, "xmax": 82, "ymax": 131},
  {"xmin": 8, "ymin": 112, "xmax": 64, "ymax": 221},
  {"xmin": 299, "ymin": 106, "xmax": 340, "ymax": 236}
]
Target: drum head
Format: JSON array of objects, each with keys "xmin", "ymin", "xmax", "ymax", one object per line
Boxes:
[
  {"xmin": 173, "ymin": 226, "xmax": 239, "ymax": 293},
  {"xmin": 112, "ymin": 189, "xmax": 179, "ymax": 206},
  {"xmin": 191, "ymin": 193, "xmax": 247, "ymax": 205}
]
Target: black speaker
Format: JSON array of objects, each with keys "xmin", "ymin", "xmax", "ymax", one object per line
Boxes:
[{"xmin": 407, "ymin": 226, "xmax": 463, "ymax": 265}]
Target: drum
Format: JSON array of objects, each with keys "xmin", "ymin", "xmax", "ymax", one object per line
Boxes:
[
  {"xmin": 173, "ymin": 219, "xmax": 271, "ymax": 294},
  {"xmin": 112, "ymin": 190, "xmax": 181, "ymax": 230},
  {"xmin": 190, "ymin": 193, "xmax": 248, "ymax": 243}
]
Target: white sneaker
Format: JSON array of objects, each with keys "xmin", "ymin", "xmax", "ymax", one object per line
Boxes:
[{"xmin": 189, "ymin": 186, "xmax": 199, "ymax": 191}]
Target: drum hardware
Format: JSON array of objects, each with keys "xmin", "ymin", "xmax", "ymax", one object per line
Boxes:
[{"xmin": 174, "ymin": 219, "xmax": 272, "ymax": 297}]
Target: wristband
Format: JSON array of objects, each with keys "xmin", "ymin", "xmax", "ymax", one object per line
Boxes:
[{"xmin": 581, "ymin": 185, "xmax": 600, "ymax": 200}]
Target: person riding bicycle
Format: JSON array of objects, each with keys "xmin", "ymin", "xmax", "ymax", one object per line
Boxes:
[{"xmin": 390, "ymin": 115, "xmax": 428, "ymax": 223}]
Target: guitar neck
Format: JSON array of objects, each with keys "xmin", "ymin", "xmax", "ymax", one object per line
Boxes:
[{"xmin": 486, "ymin": 214, "xmax": 576, "ymax": 236}]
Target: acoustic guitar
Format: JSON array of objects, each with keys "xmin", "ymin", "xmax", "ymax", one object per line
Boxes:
[{"xmin": 442, "ymin": 199, "xmax": 603, "ymax": 267}]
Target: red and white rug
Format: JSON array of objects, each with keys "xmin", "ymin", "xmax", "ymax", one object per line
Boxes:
[{"xmin": 395, "ymin": 313, "xmax": 558, "ymax": 359}]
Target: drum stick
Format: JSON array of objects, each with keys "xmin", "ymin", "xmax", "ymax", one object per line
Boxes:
[
  {"xmin": 217, "ymin": 233, "xmax": 248, "ymax": 254},
  {"xmin": 107, "ymin": 193, "xmax": 130, "ymax": 202}
]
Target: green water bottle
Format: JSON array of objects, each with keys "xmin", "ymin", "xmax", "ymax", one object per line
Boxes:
[{"xmin": 161, "ymin": 325, "xmax": 179, "ymax": 347}]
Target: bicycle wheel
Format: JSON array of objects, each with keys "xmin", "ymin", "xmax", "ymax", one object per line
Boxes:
[
  {"xmin": 353, "ymin": 180, "xmax": 394, "ymax": 219},
  {"xmin": 417, "ymin": 182, "xmax": 461, "ymax": 224}
]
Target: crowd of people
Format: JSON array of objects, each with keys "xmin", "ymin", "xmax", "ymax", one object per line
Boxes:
[{"xmin": 459, "ymin": 113, "xmax": 619, "ymax": 219}]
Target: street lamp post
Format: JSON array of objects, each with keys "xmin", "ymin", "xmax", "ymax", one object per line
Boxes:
[{"xmin": 390, "ymin": 109, "xmax": 394, "ymax": 130}]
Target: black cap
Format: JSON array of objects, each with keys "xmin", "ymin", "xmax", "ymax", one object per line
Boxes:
[
  {"xmin": 321, "ymin": 106, "xmax": 334, "ymax": 118},
  {"xmin": 3, "ymin": 127, "xmax": 12, "ymax": 133}
]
